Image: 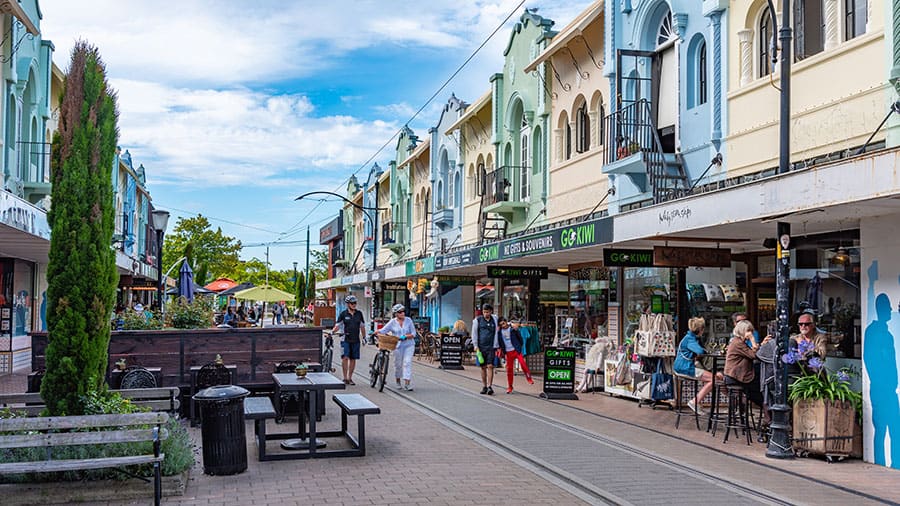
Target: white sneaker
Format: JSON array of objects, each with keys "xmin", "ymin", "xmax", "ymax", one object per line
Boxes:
[
  {"xmin": 687, "ymin": 400, "xmax": 700, "ymax": 414},
  {"xmin": 403, "ymin": 384, "xmax": 413, "ymax": 391}
]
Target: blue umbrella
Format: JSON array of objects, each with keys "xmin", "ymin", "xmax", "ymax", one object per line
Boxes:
[{"xmin": 178, "ymin": 261, "xmax": 195, "ymax": 303}]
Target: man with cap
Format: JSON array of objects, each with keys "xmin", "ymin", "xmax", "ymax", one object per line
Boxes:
[{"xmin": 472, "ymin": 304, "xmax": 500, "ymax": 395}]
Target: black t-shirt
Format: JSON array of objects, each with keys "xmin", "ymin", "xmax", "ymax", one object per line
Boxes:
[{"xmin": 338, "ymin": 309, "xmax": 365, "ymax": 343}]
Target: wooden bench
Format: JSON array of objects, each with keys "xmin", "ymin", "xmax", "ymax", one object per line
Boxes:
[
  {"xmin": 243, "ymin": 396, "xmax": 277, "ymax": 461},
  {"xmin": 0, "ymin": 412, "xmax": 169, "ymax": 506},
  {"xmin": 0, "ymin": 387, "xmax": 181, "ymax": 416},
  {"xmin": 332, "ymin": 393, "xmax": 380, "ymax": 457}
]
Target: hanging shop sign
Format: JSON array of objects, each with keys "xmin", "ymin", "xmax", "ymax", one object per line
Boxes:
[
  {"xmin": 405, "ymin": 256, "xmax": 435, "ymax": 277},
  {"xmin": 319, "ymin": 213, "xmax": 343, "ymax": 244},
  {"xmin": 487, "ymin": 266, "xmax": 548, "ymax": 279},
  {"xmin": 437, "ymin": 276, "xmax": 476, "ymax": 286},
  {"xmin": 435, "ymin": 250, "xmax": 473, "ymax": 269},
  {"xmin": 603, "ymin": 248, "xmax": 654, "ymax": 267},
  {"xmin": 439, "ymin": 333, "xmax": 464, "ymax": 370},
  {"xmin": 653, "ymin": 246, "xmax": 731, "ymax": 268},
  {"xmin": 382, "ymin": 282, "xmax": 407, "ymax": 291},
  {"xmin": 540, "ymin": 347, "xmax": 578, "ymax": 400}
]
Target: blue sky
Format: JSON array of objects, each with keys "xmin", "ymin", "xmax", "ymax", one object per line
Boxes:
[{"xmin": 40, "ymin": 0, "xmax": 593, "ymax": 271}]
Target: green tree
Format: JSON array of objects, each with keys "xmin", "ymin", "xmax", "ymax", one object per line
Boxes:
[
  {"xmin": 42, "ymin": 41, "xmax": 120, "ymax": 416},
  {"xmin": 162, "ymin": 215, "xmax": 241, "ymax": 284}
]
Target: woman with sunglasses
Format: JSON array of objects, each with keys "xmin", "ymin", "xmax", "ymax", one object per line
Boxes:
[
  {"xmin": 379, "ymin": 303, "xmax": 417, "ymax": 391},
  {"xmin": 497, "ymin": 317, "xmax": 534, "ymax": 394}
]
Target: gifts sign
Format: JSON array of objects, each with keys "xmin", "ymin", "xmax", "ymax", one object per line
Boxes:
[{"xmin": 540, "ymin": 347, "xmax": 578, "ymax": 400}]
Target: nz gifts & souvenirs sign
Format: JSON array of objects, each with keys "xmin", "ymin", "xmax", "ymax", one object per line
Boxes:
[
  {"xmin": 474, "ymin": 217, "xmax": 611, "ymax": 265},
  {"xmin": 541, "ymin": 347, "xmax": 578, "ymax": 400}
]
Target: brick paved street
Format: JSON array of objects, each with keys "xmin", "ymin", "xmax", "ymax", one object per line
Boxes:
[{"xmin": 2, "ymin": 348, "xmax": 899, "ymax": 505}]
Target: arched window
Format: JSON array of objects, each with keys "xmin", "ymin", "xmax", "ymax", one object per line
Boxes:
[
  {"xmin": 476, "ymin": 161, "xmax": 485, "ymax": 197},
  {"xmin": 656, "ymin": 9, "xmax": 674, "ymax": 47},
  {"xmin": 454, "ymin": 171, "xmax": 461, "ymax": 209},
  {"xmin": 759, "ymin": 9, "xmax": 773, "ymax": 77},
  {"xmin": 532, "ymin": 126, "xmax": 542, "ymax": 176},
  {"xmin": 565, "ymin": 122, "xmax": 572, "ymax": 160},
  {"xmin": 520, "ymin": 116, "xmax": 530, "ymax": 201},
  {"xmin": 697, "ymin": 41, "xmax": 707, "ymax": 106},
  {"xmin": 575, "ymin": 102, "xmax": 589, "ymax": 153},
  {"xmin": 597, "ymin": 98, "xmax": 605, "ymax": 146}
]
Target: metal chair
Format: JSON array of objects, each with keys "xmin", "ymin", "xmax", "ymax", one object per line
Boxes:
[
  {"xmin": 119, "ymin": 366, "xmax": 158, "ymax": 389},
  {"xmin": 674, "ymin": 373, "xmax": 701, "ymax": 430},
  {"xmin": 191, "ymin": 363, "xmax": 232, "ymax": 426}
]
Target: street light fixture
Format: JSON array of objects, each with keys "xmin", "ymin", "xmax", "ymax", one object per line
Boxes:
[
  {"xmin": 150, "ymin": 209, "xmax": 170, "ymax": 313},
  {"xmin": 295, "ymin": 191, "xmax": 386, "ymax": 273}
]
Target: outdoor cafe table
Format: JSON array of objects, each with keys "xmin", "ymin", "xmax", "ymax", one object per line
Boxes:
[
  {"xmin": 699, "ymin": 352, "xmax": 726, "ymax": 432},
  {"xmin": 272, "ymin": 372, "xmax": 346, "ymax": 456}
]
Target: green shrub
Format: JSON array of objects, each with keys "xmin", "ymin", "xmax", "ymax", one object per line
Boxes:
[
  {"xmin": 0, "ymin": 390, "xmax": 195, "ymax": 483},
  {"xmin": 120, "ymin": 310, "xmax": 163, "ymax": 330},
  {"xmin": 167, "ymin": 296, "xmax": 214, "ymax": 329}
]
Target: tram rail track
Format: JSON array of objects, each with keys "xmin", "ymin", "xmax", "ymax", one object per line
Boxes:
[{"xmin": 353, "ymin": 357, "xmax": 897, "ymax": 506}]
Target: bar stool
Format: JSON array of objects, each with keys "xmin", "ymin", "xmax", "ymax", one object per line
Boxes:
[
  {"xmin": 707, "ymin": 381, "xmax": 727, "ymax": 435},
  {"xmin": 722, "ymin": 384, "xmax": 752, "ymax": 445},
  {"xmin": 674, "ymin": 373, "xmax": 701, "ymax": 430}
]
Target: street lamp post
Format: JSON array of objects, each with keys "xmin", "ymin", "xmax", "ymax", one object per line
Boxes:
[
  {"xmin": 150, "ymin": 209, "xmax": 170, "ymax": 314},
  {"xmin": 765, "ymin": 0, "xmax": 794, "ymax": 459},
  {"xmin": 295, "ymin": 190, "xmax": 385, "ymax": 272}
]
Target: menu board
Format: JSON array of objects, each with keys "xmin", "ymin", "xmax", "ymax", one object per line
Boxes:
[{"xmin": 439, "ymin": 333, "xmax": 464, "ymax": 370}]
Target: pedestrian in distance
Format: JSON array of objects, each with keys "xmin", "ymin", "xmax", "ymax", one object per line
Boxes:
[
  {"xmin": 472, "ymin": 304, "xmax": 500, "ymax": 395},
  {"xmin": 379, "ymin": 303, "xmax": 417, "ymax": 391},
  {"xmin": 497, "ymin": 317, "xmax": 533, "ymax": 394},
  {"xmin": 333, "ymin": 295, "xmax": 365, "ymax": 385}
]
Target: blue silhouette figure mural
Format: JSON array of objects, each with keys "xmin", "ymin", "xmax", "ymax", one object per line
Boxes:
[
  {"xmin": 864, "ymin": 260, "xmax": 900, "ymax": 468},
  {"xmin": 40, "ymin": 290, "xmax": 47, "ymax": 332}
]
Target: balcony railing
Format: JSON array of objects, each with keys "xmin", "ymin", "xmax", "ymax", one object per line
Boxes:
[
  {"xmin": 602, "ymin": 99, "xmax": 675, "ymax": 204},
  {"xmin": 483, "ymin": 166, "xmax": 525, "ymax": 206},
  {"xmin": 17, "ymin": 141, "xmax": 51, "ymax": 183}
]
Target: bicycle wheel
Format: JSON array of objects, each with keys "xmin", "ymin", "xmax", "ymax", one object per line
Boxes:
[
  {"xmin": 378, "ymin": 352, "xmax": 389, "ymax": 392},
  {"xmin": 369, "ymin": 352, "xmax": 381, "ymax": 388},
  {"xmin": 322, "ymin": 348, "xmax": 334, "ymax": 373}
]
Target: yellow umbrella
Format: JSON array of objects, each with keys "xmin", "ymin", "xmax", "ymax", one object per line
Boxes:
[
  {"xmin": 232, "ymin": 284, "xmax": 295, "ymax": 328},
  {"xmin": 233, "ymin": 284, "xmax": 295, "ymax": 302}
]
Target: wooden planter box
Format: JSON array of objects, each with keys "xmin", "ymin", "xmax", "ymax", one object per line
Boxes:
[{"xmin": 793, "ymin": 399, "xmax": 859, "ymax": 459}]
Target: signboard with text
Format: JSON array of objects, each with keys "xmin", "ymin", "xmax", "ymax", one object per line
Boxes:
[
  {"xmin": 540, "ymin": 347, "xmax": 578, "ymax": 400},
  {"xmin": 603, "ymin": 248, "xmax": 654, "ymax": 267},
  {"xmin": 653, "ymin": 246, "xmax": 731, "ymax": 268},
  {"xmin": 439, "ymin": 333, "xmax": 464, "ymax": 370},
  {"xmin": 487, "ymin": 266, "xmax": 548, "ymax": 279}
]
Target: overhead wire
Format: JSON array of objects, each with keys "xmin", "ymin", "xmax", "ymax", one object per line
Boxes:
[{"xmin": 331, "ymin": 0, "xmax": 527, "ymax": 193}]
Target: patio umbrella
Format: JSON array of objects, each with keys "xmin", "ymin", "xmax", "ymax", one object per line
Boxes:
[
  {"xmin": 233, "ymin": 284, "xmax": 295, "ymax": 328},
  {"xmin": 178, "ymin": 261, "xmax": 195, "ymax": 303}
]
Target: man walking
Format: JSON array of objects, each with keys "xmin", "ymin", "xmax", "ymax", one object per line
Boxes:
[
  {"xmin": 334, "ymin": 295, "xmax": 365, "ymax": 385},
  {"xmin": 472, "ymin": 304, "xmax": 500, "ymax": 395}
]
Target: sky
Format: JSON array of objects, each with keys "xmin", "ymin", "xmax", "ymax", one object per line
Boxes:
[{"xmin": 40, "ymin": 0, "xmax": 594, "ymax": 272}]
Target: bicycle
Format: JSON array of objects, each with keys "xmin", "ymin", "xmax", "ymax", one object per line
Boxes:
[
  {"xmin": 370, "ymin": 333, "xmax": 400, "ymax": 392},
  {"xmin": 322, "ymin": 330, "xmax": 337, "ymax": 373}
]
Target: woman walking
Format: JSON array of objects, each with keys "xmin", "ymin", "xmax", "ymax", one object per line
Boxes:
[{"xmin": 379, "ymin": 303, "xmax": 417, "ymax": 391}]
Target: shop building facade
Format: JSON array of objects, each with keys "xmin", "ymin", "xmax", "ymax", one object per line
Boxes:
[{"xmin": 317, "ymin": 1, "xmax": 900, "ymax": 469}]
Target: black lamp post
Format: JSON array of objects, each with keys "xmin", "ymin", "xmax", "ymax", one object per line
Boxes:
[
  {"xmin": 764, "ymin": 0, "xmax": 794, "ymax": 459},
  {"xmin": 150, "ymin": 209, "xmax": 170, "ymax": 313}
]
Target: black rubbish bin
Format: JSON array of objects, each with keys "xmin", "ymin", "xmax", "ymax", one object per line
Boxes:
[{"xmin": 193, "ymin": 385, "xmax": 249, "ymax": 475}]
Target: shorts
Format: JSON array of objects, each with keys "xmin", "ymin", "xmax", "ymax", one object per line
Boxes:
[
  {"xmin": 692, "ymin": 363, "xmax": 708, "ymax": 379},
  {"xmin": 341, "ymin": 341, "xmax": 360, "ymax": 360}
]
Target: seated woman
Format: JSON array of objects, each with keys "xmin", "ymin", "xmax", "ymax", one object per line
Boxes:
[
  {"xmin": 674, "ymin": 317, "xmax": 722, "ymax": 414},
  {"xmin": 222, "ymin": 307, "xmax": 236, "ymax": 327},
  {"xmin": 724, "ymin": 320, "xmax": 770, "ymax": 416}
]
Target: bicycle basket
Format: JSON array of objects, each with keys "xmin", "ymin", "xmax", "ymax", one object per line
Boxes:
[{"xmin": 378, "ymin": 334, "xmax": 400, "ymax": 351}]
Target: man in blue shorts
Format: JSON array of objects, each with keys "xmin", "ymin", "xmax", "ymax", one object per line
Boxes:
[{"xmin": 334, "ymin": 295, "xmax": 366, "ymax": 385}]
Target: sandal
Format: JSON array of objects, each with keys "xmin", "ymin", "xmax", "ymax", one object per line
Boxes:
[{"xmin": 348, "ymin": 379, "xmax": 356, "ymax": 386}]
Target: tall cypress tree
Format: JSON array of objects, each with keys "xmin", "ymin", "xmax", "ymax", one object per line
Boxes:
[{"xmin": 41, "ymin": 41, "xmax": 119, "ymax": 415}]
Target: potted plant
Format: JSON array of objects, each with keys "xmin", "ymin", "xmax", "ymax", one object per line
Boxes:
[
  {"xmin": 784, "ymin": 341, "xmax": 862, "ymax": 459},
  {"xmin": 295, "ymin": 362, "xmax": 308, "ymax": 378},
  {"xmin": 438, "ymin": 326, "xmax": 451, "ymax": 336}
]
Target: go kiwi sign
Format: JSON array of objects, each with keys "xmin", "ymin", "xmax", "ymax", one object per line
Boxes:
[{"xmin": 467, "ymin": 217, "xmax": 611, "ymax": 265}]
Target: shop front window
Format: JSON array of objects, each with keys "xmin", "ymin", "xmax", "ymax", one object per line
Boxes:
[
  {"xmin": 568, "ymin": 264, "xmax": 609, "ymax": 339},
  {"xmin": 623, "ymin": 267, "xmax": 674, "ymax": 340},
  {"xmin": 502, "ymin": 282, "xmax": 529, "ymax": 321}
]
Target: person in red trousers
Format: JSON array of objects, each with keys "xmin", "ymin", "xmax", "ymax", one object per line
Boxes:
[{"xmin": 497, "ymin": 317, "xmax": 533, "ymax": 393}]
